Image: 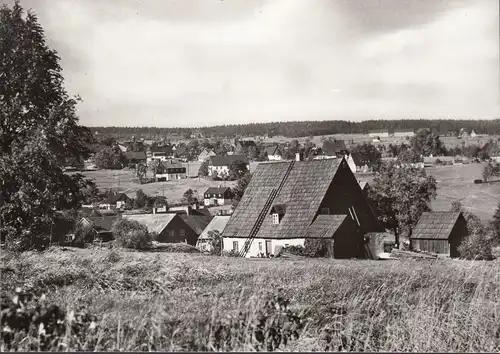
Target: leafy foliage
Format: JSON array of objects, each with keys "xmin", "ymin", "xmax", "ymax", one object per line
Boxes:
[
  {"xmin": 0, "ymin": 2, "xmax": 94, "ymax": 250},
  {"xmin": 482, "ymin": 161, "xmax": 500, "ymax": 182},
  {"xmin": 350, "ymin": 143, "xmax": 382, "ymax": 170},
  {"xmin": 304, "ymin": 239, "xmax": 330, "ymax": 257},
  {"xmin": 410, "ymin": 128, "xmax": 446, "ymax": 157},
  {"xmin": 198, "ymin": 160, "xmax": 209, "ymax": 177},
  {"xmin": 228, "ymin": 160, "xmax": 249, "ymax": 180},
  {"xmin": 231, "ymin": 172, "xmax": 252, "ymax": 208},
  {"xmin": 112, "ymin": 218, "xmax": 153, "ymax": 250},
  {"xmin": 369, "ymin": 162, "xmax": 437, "ymax": 247},
  {"xmin": 490, "ymin": 201, "xmax": 500, "ymax": 246},
  {"xmin": 182, "ymin": 189, "xmax": 198, "ymax": 205},
  {"xmin": 207, "ymin": 230, "xmax": 223, "ymax": 255},
  {"xmin": 94, "ymin": 146, "xmax": 126, "ymax": 169}
]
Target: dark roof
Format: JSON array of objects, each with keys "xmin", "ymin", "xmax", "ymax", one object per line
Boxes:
[
  {"xmin": 158, "ymin": 159, "xmax": 184, "ymax": 170},
  {"xmin": 191, "ymin": 208, "xmax": 212, "ymax": 217},
  {"xmin": 223, "ymin": 159, "xmax": 344, "ymax": 239},
  {"xmin": 323, "ymin": 140, "xmax": 347, "ymax": 156},
  {"xmin": 85, "ymin": 216, "xmax": 119, "ymax": 232},
  {"xmin": 304, "ymin": 214, "xmax": 348, "ymax": 239},
  {"xmin": 209, "ymin": 155, "xmax": 249, "ymax": 166},
  {"xmin": 350, "ymin": 152, "xmax": 373, "ymax": 166},
  {"xmin": 124, "ymin": 151, "xmax": 147, "ymax": 161},
  {"xmin": 174, "ymin": 146, "xmax": 187, "ymax": 156},
  {"xmin": 265, "ymin": 146, "xmax": 281, "ymax": 156},
  {"xmin": 411, "ymin": 212, "xmax": 462, "ymax": 240},
  {"xmin": 270, "ymin": 204, "xmax": 287, "ymax": 215},
  {"xmin": 205, "ymin": 187, "xmax": 232, "ymax": 195},
  {"xmin": 181, "ymin": 215, "xmax": 213, "ymax": 235},
  {"xmin": 106, "ymin": 192, "xmax": 130, "ymax": 204},
  {"xmin": 151, "ymin": 146, "xmax": 174, "ymax": 154}
]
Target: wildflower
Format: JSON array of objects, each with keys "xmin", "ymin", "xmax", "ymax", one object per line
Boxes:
[{"xmin": 38, "ymin": 322, "xmax": 46, "ymax": 336}]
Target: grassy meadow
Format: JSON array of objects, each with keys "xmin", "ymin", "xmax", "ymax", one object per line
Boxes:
[
  {"xmin": 357, "ymin": 163, "xmax": 498, "ymax": 222},
  {"xmin": 75, "ymin": 169, "xmax": 237, "ymax": 204},
  {"xmin": 2, "ymin": 248, "xmax": 499, "ymax": 351}
]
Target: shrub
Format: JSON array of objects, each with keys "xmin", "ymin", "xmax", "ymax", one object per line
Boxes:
[
  {"xmin": 208, "ymin": 230, "xmax": 222, "ymax": 255},
  {"xmin": 304, "ymin": 239, "xmax": 330, "ymax": 257},
  {"xmin": 280, "ymin": 245, "xmax": 306, "ymax": 256},
  {"xmin": 458, "ymin": 231, "xmax": 494, "ymax": 260},
  {"xmin": 112, "ymin": 219, "xmax": 153, "ymax": 250}
]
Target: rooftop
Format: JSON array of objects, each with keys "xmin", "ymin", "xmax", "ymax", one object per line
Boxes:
[{"xmin": 411, "ymin": 212, "xmax": 462, "ymax": 240}]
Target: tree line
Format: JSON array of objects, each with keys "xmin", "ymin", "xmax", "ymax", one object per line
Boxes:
[{"xmin": 91, "ymin": 118, "xmax": 500, "ymax": 140}]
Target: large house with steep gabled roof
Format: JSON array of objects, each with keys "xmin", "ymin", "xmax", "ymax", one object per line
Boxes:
[{"xmin": 222, "ymin": 157, "xmax": 383, "ymax": 258}]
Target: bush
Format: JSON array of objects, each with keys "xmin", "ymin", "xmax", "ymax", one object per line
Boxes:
[
  {"xmin": 304, "ymin": 239, "xmax": 330, "ymax": 257},
  {"xmin": 150, "ymin": 243, "xmax": 200, "ymax": 253},
  {"xmin": 112, "ymin": 219, "xmax": 153, "ymax": 250},
  {"xmin": 458, "ymin": 231, "xmax": 494, "ymax": 260},
  {"xmin": 280, "ymin": 245, "xmax": 306, "ymax": 256},
  {"xmin": 208, "ymin": 230, "xmax": 223, "ymax": 255}
]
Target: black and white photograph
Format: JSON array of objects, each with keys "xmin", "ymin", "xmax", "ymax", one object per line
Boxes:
[{"xmin": 0, "ymin": 0, "xmax": 499, "ymax": 351}]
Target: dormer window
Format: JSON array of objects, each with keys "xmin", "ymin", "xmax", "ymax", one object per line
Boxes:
[
  {"xmin": 320, "ymin": 207, "xmax": 330, "ymax": 215},
  {"xmin": 270, "ymin": 204, "xmax": 286, "ymax": 225}
]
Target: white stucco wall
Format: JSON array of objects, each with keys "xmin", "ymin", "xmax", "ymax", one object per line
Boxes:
[
  {"xmin": 222, "ymin": 237, "xmax": 305, "ymax": 257},
  {"xmin": 268, "ymin": 155, "xmax": 282, "ymax": 161}
]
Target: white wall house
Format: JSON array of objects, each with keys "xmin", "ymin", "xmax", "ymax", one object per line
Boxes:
[
  {"xmin": 393, "ymin": 130, "xmax": 415, "ymax": 137},
  {"xmin": 368, "ymin": 130, "xmax": 389, "ymax": 138},
  {"xmin": 207, "ymin": 155, "xmax": 249, "ymax": 178},
  {"xmin": 222, "ymin": 237, "xmax": 305, "ymax": 257}
]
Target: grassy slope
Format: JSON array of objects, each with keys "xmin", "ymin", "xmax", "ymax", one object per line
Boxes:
[
  {"xmin": 2, "ymin": 248, "xmax": 499, "ymax": 351},
  {"xmin": 357, "ymin": 163, "xmax": 498, "ymax": 221},
  {"xmin": 75, "ymin": 170, "xmax": 237, "ymax": 204}
]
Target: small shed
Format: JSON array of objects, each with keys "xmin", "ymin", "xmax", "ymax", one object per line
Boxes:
[{"xmin": 410, "ymin": 212, "xmax": 468, "ymax": 258}]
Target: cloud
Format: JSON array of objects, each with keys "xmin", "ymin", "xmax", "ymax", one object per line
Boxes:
[{"xmin": 10, "ymin": 0, "xmax": 500, "ymax": 126}]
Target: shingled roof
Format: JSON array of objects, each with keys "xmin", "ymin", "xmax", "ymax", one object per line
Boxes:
[
  {"xmin": 411, "ymin": 212, "xmax": 462, "ymax": 240},
  {"xmin": 123, "ymin": 214, "xmax": 177, "ymax": 234},
  {"xmin": 205, "ymin": 187, "xmax": 232, "ymax": 195},
  {"xmin": 198, "ymin": 216, "xmax": 231, "ymax": 240},
  {"xmin": 223, "ymin": 159, "xmax": 344, "ymax": 239},
  {"xmin": 209, "ymin": 155, "xmax": 249, "ymax": 166},
  {"xmin": 304, "ymin": 215, "xmax": 348, "ymax": 239},
  {"xmin": 84, "ymin": 216, "xmax": 119, "ymax": 232},
  {"xmin": 181, "ymin": 215, "xmax": 213, "ymax": 235}
]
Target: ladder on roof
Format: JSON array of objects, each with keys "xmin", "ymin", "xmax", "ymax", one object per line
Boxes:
[{"xmin": 239, "ymin": 161, "xmax": 295, "ymax": 257}]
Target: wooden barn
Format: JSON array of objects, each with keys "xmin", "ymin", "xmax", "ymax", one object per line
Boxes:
[
  {"xmin": 222, "ymin": 157, "xmax": 383, "ymax": 258},
  {"xmin": 410, "ymin": 212, "xmax": 468, "ymax": 258}
]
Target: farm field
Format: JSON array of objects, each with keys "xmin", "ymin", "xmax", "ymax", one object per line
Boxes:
[
  {"xmin": 357, "ymin": 163, "xmax": 499, "ymax": 222},
  {"xmin": 73, "ymin": 169, "xmax": 237, "ymax": 204},
  {"xmin": 1, "ymin": 248, "xmax": 499, "ymax": 351}
]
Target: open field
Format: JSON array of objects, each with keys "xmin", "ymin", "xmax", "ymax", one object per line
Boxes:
[
  {"xmin": 262, "ymin": 134, "xmax": 498, "ymax": 149},
  {"xmin": 357, "ymin": 163, "xmax": 499, "ymax": 222},
  {"xmin": 73, "ymin": 169, "xmax": 237, "ymax": 204},
  {"xmin": 1, "ymin": 248, "xmax": 499, "ymax": 351}
]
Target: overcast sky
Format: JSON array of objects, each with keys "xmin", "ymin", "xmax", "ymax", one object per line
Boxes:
[{"xmin": 9, "ymin": 0, "xmax": 500, "ymax": 127}]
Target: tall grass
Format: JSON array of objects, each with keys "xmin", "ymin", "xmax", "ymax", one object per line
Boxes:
[{"xmin": 1, "ymin": 248, "xmax": 499, "ymax": 351}]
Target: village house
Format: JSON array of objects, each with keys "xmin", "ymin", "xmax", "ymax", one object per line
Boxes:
[
  {"xmin": 196, "ymin": 215, "xmax": 231, "ymax": 252},
  {"xmin": 423, "ymin": 156, "xmax": 454, "ymax": 167},
  {"xmin": 346, "ymin": 153, "xmax": 372, "ymax": 173},
  {"xmin": 73, "ymin": 215, "xmax": 119, "ymax": 243},
  {"xmin": 207, "ymin": 155, "xmax": 249, "ymax": 178},
  {"xmin": 410, "ymin": 211, "xmax": 468, "ymax": 258},
  {"xmin": 124, "ymin": 151, "xmax": 147, "ymax": 166},
  {"xmin": 393, "ymin": 129, "xmax": 415, "ymax": 138},
  {"xmin": 182, "ymin": 162, "xmax": 202, "ymax": 178},
  {"xmin": 98, "ymin": 191, "xmax": 131, "ymax": 210},
  {"xmin": 234, "ymin": 138, "xmax": 256, "ymax": 155},
  {"xmin": 222, "ymin": 156, "xmax": 383, "ymax": 258},
  {"xmin": 123, "ymin": 213, "xmax": 201, "ymax": 245},
  {"xmin": 265, "ymin": 145, "xmax": 283, "ymax": 160},
  {"xmin": 204, "ymin": 187, "xmax": 234, "ymax": 206},
  {"xmin": 322, "ymin": 140, "xmax": 348, "ymax": 158},
  {"xmin": 147, "ymin": 145, "xmax": 175, "ymax": 163},
  {"xmin": 181, "ymin": 215, "xmax": 213, "ymax": 238},
  {"xmin": 155, "ymin": 159, "xmax": 187, "ymax": 181},
  {"xmin": 198, "ymin": 148, "xmax": 216, "ymax": 162},
  {"xmin": 368, "ymin": 129, "xmax": 390, "ymax": 138}
]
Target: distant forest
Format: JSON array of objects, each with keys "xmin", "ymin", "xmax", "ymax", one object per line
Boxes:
[{"xmin": 90, "ymin": 119, "xmax": 500, "ymax": 140}]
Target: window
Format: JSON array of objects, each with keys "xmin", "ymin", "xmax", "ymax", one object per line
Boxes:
[
  {"xmin": 218, "ymin": 194, "xmax": 222, "ymax": 198},
  {"xmin": 273, "ymin": 213, "xmax": 280, "ymax": 225},
  {"xmin": 180, "ymin": 229, "xmax": 185, "ymax": 237},
  {"xmin": 320, "ymin": 207, "xmax": 330, "ymax": 215},
  {"xmin": 258, "ymin": 242, "xmax": 262, "ymax": 251},
  {"xmin": 169, "ymin": 230, "xmax": 175, "ymax": 237},
  {"xmin": 232, "ymin": 241, "xmax": 239, "ymax": 252}
]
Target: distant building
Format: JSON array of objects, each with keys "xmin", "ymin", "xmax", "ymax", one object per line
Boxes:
[
  {"xmin": 410, "ymin": 211, "xmax": 468, "ymax": 257},
  {"xmin": 393, "ymin": 129, "xmax": 415, "ymax": 137},
  {"xmin": 470, "ymin": 130, "xmax": 477, "ymax": 138},
  {"xmin": 196, "ymin": 215, "xmax": 231, "ymax": 252},
  {"xmin": 234, "ymin": 139, "xmax": 256, "ymax": 155},
  {"xmin": 322, "ymin": 140, "xmax": 348, "ymax": 158},
  {"xmin": 98, "ymin": 192, "xmax": 131, "ymax": 210},
  {"xmin": 124, "ymin": 151, "xmax": 147, "ymax": 165},
  {"xmin": 156, "ymin": 159, "xmax": 187, "ymax": 181},
  {"xmin": 74, "ymin": 215, "xmax": 119, "ymax": 243},
  {"xmin": 147, "ymin": 146, "xmax": 175, "ymax": 163},
  {"xmin": 207, "ymin": 155, "xmax": 249, "ymax": 178},
  {"xmin": 204, "ymin": 187, "xmax": 234, "ymax": 206},
  {"xmin": 198, "ymin": 148, "xmax": 216, "ymax": 162},
  {"xmin": 368, "ymin": 129, "xmax": 390, "ymax": 138},
  {"xmin": 265, "ymin": 145, "xmax": 283, "ymax": 161}
]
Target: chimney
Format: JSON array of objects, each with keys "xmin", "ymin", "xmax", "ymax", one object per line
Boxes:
[{"xmin": 295, "ymin": 152, "xmax": 302, "ymax": 161}]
